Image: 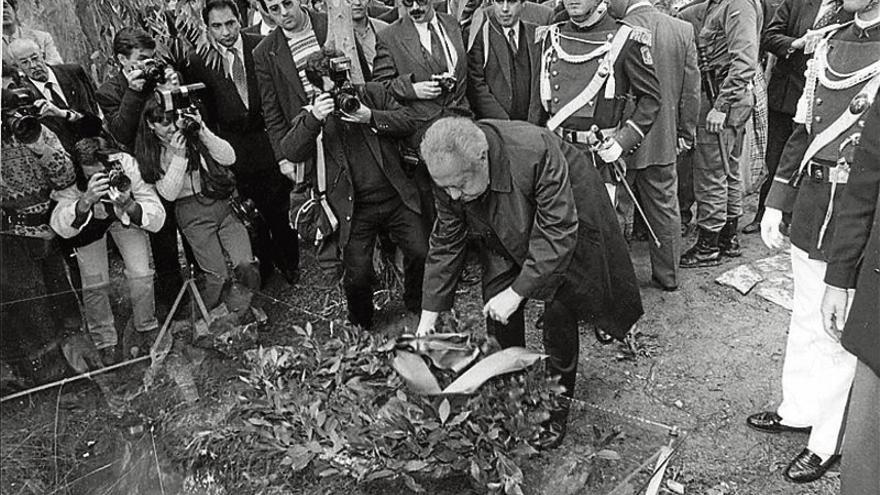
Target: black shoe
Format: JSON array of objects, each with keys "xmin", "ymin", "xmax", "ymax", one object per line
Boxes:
[
  {"xmin": 680, "ymin": 228, "xmax": 722, "ymax": 268},
  {"xmin": 719, "ymin": 218, "xmax": 742, "ymax": 258},
  {"xmin": 280, "ymin": 266, "xmax": 300, "ymax": 286},
  {"xmin": 651, "ymin": 276, "xmax": 678, "ymax": 292},
  {"xmin": 99, "ymin": 347, "xmax": 119, "ymax": 367},
  {"xmin": 746, "ymin": 411, "xmax": 812, "ymax": 434},
  {"xmin": 532, "ymin": 407, "xmax": 569, "ymax": 450},
  {"xmin": 784, "ymin": 449, "xmax": 840, "ymax": 483},
  {"xmin": 742, "ymin": 218, "xmax": 761, "ymax": 235}
]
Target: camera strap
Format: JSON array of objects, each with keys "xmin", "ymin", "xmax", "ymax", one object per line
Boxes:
[{"xmin": 314, "ymin": 131, "xmax": 339, "ymax": 240}]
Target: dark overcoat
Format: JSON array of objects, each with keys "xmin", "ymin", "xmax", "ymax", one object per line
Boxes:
[
  {"xmin": 422, "ymin": 119, "xmax": 643, "ymax": 339},
  {"xmin": 825, "ymin": 98, "xmax": 880, "ymax": 377}
]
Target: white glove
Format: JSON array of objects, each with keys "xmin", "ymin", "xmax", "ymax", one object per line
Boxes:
[
  {"xmin": 760, "ymin": 207, "xmax": 785, "ymax": 250},
  {"xmin": 597, "ymin": 139, "xmax": 623, "ymax": 163}
]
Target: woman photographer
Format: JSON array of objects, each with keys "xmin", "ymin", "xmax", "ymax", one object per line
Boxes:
[
  {"xmin": 51, "ymin": 137, "xmax": 166, "ymax": 365},
  {"xmin": 133, "ymin": 99, "xmax": 260, "ymax": 317}
]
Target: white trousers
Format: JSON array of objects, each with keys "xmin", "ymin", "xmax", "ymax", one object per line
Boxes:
[{"xmin": 776, "ymin": 246, "xmax": 857, "ymax": 455}]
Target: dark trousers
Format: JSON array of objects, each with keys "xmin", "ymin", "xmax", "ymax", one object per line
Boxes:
[
  {"xmin": 150, "ymin": 197, "xmax": 189, "ymax": 307},
  {"xmin": 1, "ymin": 235, "xmax": 82, "ymax": 376},
  {"xmin": 616, "ymin": 163, "xmax": 682, "ymax": 287},
  {"xmin": 677, "ymin": 148, "xmax": 695, "ymax": 225},
  {"xmin": 482, "ymin": 254, "xmax": 579, "ymax": 398},
  {"xmin": 754, "ymin": 109, "xmax": 795, "ymax": 222},
  {"xmin": 343, "ymin": 197, "xmax": 428, "ymax": 328},
  {"xmin": 237, "ymin": 169, "xmax": 300, "ymax": 276}
]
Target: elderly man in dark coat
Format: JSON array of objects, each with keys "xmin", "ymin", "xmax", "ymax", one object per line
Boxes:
[
  {"xmin": 821, "ymin": 98, "xmax": 880, "ymax": 495},
  {"xmin": 415, "ymin": 117, "xmax": 644, "ymax": 447}
]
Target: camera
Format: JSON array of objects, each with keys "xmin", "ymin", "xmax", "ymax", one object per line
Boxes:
[
  {"xmin": 155, "ymin": 82, "xmax": 206, "ymax": 138},
  {"xmin": 140, "ymin": 58, "xmax": 168, "ymax": 88},
  {"xmin": 97, "ymin": 150, "xmax": 131, "ymax": 193},
  {"xmin": 328, "ymin": 56, "xmax": 361, "ymax": 114},
  {"xmin": 431, "ymin": 74, "xmax": 457, "ymax": 94},
  {"xmin": 1, "ymin": 87, "xmax": 41, "ymax": 143}
]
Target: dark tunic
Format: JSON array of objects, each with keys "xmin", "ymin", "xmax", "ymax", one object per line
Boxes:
[{"xmin": 422, "ymin": 119, "xmax": 643, "ymax": 338}]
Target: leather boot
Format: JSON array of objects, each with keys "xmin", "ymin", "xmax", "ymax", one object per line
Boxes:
[
  {"xmin": 719, "ymin": 218, "xmax": 742, "ymax": 257},
  {"xmin": 533, "ymin": 403, "xmax": 570, "ymax": 450},
  {"xmin": 680, "ymin": 228, "xmax": 722, "ymax": 268}
]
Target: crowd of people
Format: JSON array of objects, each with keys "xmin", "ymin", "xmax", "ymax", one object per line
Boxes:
[{"xmin": 1, "ymin": 0, "xmax": 878, "ymax": 491}]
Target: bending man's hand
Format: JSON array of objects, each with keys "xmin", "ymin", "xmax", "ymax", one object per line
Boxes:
[
  {"xmin": 415, "ymin": 310, "xmax": 439, "ymax": 337},
  {"xmin": 483, "ymin": 287, "xmax": 524, "ymax": 325},
  {"xmin": 760, "ymin": 207, "xmax": 786, "ymax": 250},
  {"xmin": 821, "ymin": 285, "xmax": 849, "ymax": 342}
]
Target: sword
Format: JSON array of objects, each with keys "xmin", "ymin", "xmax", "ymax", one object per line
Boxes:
[{"xmin": 590, "ymin": 126, "xmax": 662, "ymax": 249}]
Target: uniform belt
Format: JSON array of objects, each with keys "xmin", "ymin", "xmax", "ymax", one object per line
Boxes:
[
  {"xmin": 806, "ymin": 160, "xmax": 848, "ymax": 184},
  {"xmin": 0, "ymin": 209, "xmax": 48, "ymax": 230},
  {"xmin": 554, "ymin": 127, "xmax": 617, "ymax": 145}
]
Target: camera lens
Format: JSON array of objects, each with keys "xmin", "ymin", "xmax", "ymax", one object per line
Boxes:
[
  {"xmin": 10, "ymin": 113, "xmax": 41, "ymax": 144},
  {"xmin": 338, "ymin": 94, "xmax": 361, "ymax": 114}
]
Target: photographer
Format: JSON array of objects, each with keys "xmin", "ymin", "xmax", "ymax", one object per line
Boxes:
[
  {"xmin": 96, "ymin": 27, "xmax": 189, "ymax": 315},
  {"xmin": 1, "ymin": 67, "xmax": 82, "ymax": 380},
  {"xmin": 50, "ymin": 138, "xmax": 166, "ymax": 364},
  {"xmin": 133, "ymin": 99, "xmax": 260, "ymax": 318},
  {"xmin": 279, "ymin": 48, "xmax": 426, "ymax": 329}
]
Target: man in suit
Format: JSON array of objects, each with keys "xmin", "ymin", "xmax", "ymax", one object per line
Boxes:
[
  {"xmin": 2, "ymin": 0, "xmax": 62, "ymax": 67},
  {"xmin": 6, "ymin": 38, "xmax": 103, "ymax": 159},
  {"xmin": 461, "ymin": 0, "xmax": 555, "ymax": 29},
  {"xmin": 821, "ymin": 98, "xmax": 880, "ymax": 495},
  {"xmin": 279, "ymin": 48, "xmax": 428, "ymax": 328},
  {"xmin": 742, "ymin": 0, "xmax": 851, "ymax": 234},
  {"xmin": 352, "ymin": 0, "xmax": 390, "ymax": 79},
  {"xmin": 253, "ymin": 0, "xmax": 327, "ymax": 182},
  {"xmin": 244, "ymin": 0, "xmax": 277, "ymax": 35},
  {"xmin": 466, "ymin": 0, "xmax": 545, "ymax": 124},
  {"xmin": 372, "ymin": 0, "xmax": 472, "ymax": 142},
  {"xmin": 414, "ymin": 117, "xmax": 643, "ymax": 447},
  {"xmin": 608, "ymin": 0, "xmax": 700, "ymax": 291},
  {"xmin": 188, "ymin": 0, "xmax": 301, "ymax": 284}
]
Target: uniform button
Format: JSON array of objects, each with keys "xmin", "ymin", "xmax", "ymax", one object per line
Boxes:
[
  {"xmin": 553, "ymin": 97, "xmax": 559, "ymax": 103},
  {"xmin": 348, "ymin": 196, "xmax": 352, "ymax": 201},
  {"xmin": 551, "ymin": 70, "xmax": 558, "ymax": 76},
  {"xmin": 346, "ymin": 215, "xmax": 351, "ymax": 221},
  {"xmin": 859, "ymin": 120, "xmax": 865, "ymax": 127},
  {"xmin": 553, "ymin": 84, "xmax": 559, "ymax": 90},
  {"xmin": 815, "ymin": 116, "xmax": 822, "ymax": 123},
  {"xmin": 815, "ymin": 98, "xmax": 822, "ymax": 106}
]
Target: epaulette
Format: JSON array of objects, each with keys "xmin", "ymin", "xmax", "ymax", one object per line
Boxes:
[
  {"xmin": 535, "ymin": 23, "xmax": 559, "ymax": 43},
  {"xmin": 627, "ymin": 26, "xmax": 652, "ymax": 47}
]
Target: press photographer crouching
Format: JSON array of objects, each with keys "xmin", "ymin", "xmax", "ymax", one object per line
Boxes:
[
  {"xmin": 281, "ymin": 48, "xmax": 427, "ymax": 329},
  {"xmin": 134, "ymin": 88, "xmax": 261, "ymax": 320},
  {"xmin": 1, "ymin": 70, "xmax": 83, "ymax": 383},
  {"xmin": 50, "ymin": 137, "xmax": 166, "ymax": 365}
]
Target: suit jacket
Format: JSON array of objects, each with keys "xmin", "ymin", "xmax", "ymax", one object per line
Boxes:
[
  {"xmin": 622, "ymin": 5, "xmax": 700, "ymax": 168},
  {"xmin": 184, "ymin": 33, "xmax": 276, "ymax": 179},
  {"xmin": 373, "ymin": 12, "xmax": 471, "ymax": 144},
  {"xmin": 825, "ymin": 99, "xmax": 880, "ymax": 376},
  {"xmin": 25, "ymin": 65, "xmax": 103, "ymax": 159},
  {"xmin": 96, "ymin": 71, "xmax": 150, "ymax": 150},
  {"xmin": 253, "ymin": 10, "xmax": 329, "ymax": 161},
  {"xmin": 422, "ymin": 120, "xmax": 643, "ymax": 338},
  {"xmin": 466, "ymin": 18, "xmax": 544, "ymax": 125},
  {"xmin": 278, "ymin": 84, "xmax": 421, "ymax": 257},
  {"xmin": 762, "ymin": 0, "xmax": 851, "ymax": 116}
]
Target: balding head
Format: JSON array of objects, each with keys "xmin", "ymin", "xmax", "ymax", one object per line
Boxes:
[
  {"xmin": 8, "ymin": 38, "xmax": 49, "ymax": 82},
  {"xmin": 420, "ymin": 117, "xmax": 490, "ymax": 202}
]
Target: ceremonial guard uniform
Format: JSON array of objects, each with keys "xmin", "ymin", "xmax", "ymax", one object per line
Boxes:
[
  {"xmin": 537, "ymin": 4, "xmax": 661, "ymax": 197},
  {"xmin": 748, "ymin": 16, "xmax": 880, "ymax": 482}
]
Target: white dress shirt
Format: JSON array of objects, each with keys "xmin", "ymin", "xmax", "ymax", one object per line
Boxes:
[
  {"xmin": 30, "ymin": 68, "xmax": 68, "ymax": 106},
  {"xmin": 216, "ymin": 35, "xmax": 246, "ymax": 79},
  {"xmin": 503, "ymin": 23, "xmax": 520, "ymax": 51},
  {"xmin": 413, "ymin": 15, "xmax": 457, "ymax": 71}
]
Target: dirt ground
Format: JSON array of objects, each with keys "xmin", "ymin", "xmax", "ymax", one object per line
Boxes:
[{"xmin": 0, "ymin": 196, "xmax": 842, "ymax": 495}]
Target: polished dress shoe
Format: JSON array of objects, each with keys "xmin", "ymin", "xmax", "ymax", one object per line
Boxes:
[
  {"xmin": 742, "ymin": 218, "xmax": 761, "ymax": 234},
  {"xmin": 651, "ymin": 276, "xmax": 678, "ymax": 292},
  {"xmin": 784, "ymin": 449, "xmax": 840, "ymax": 483},
  {"xmin": 593, "ymin": 326, "xmax": 615, "ymax": 344},
  {"xmin": 746, "ymin": 411, "xmax": 811, "ymax": 434}
]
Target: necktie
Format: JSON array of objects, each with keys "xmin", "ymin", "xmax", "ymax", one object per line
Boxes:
[
  {"xmin": 230, "ymin": 47, "xmax": 249, "ymax": 108},
  {"xmin": 507, "ymin": 28, "xmax": 518, "ymax": 52},
  {"xmin": 814, "ymin": 0, "xmax": 842, "ymax": 29},
  {"xmin": 44, "ymin": 82, "xmax": 67, "ymax": 109},
  {"xmin": 429, "ymin": 23, "xmax": 449, "ymax": 72}
]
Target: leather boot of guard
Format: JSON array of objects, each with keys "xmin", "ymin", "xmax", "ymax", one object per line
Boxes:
[
  {"xmin": 680, "ymin": 228, "xmax": 722, "ymax": 268},
  {"xmin": 719, "ymin": 218, "xmax": 742, "ymax": 257},
  {"xmin": 534, "ymin": 403, "xmax": 570, "ymax": 450}
]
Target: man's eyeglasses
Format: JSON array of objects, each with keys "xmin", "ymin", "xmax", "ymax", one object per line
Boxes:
[{"xmin": 401, "ymin": 0, "xmax": 431, "ymax": 7}]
